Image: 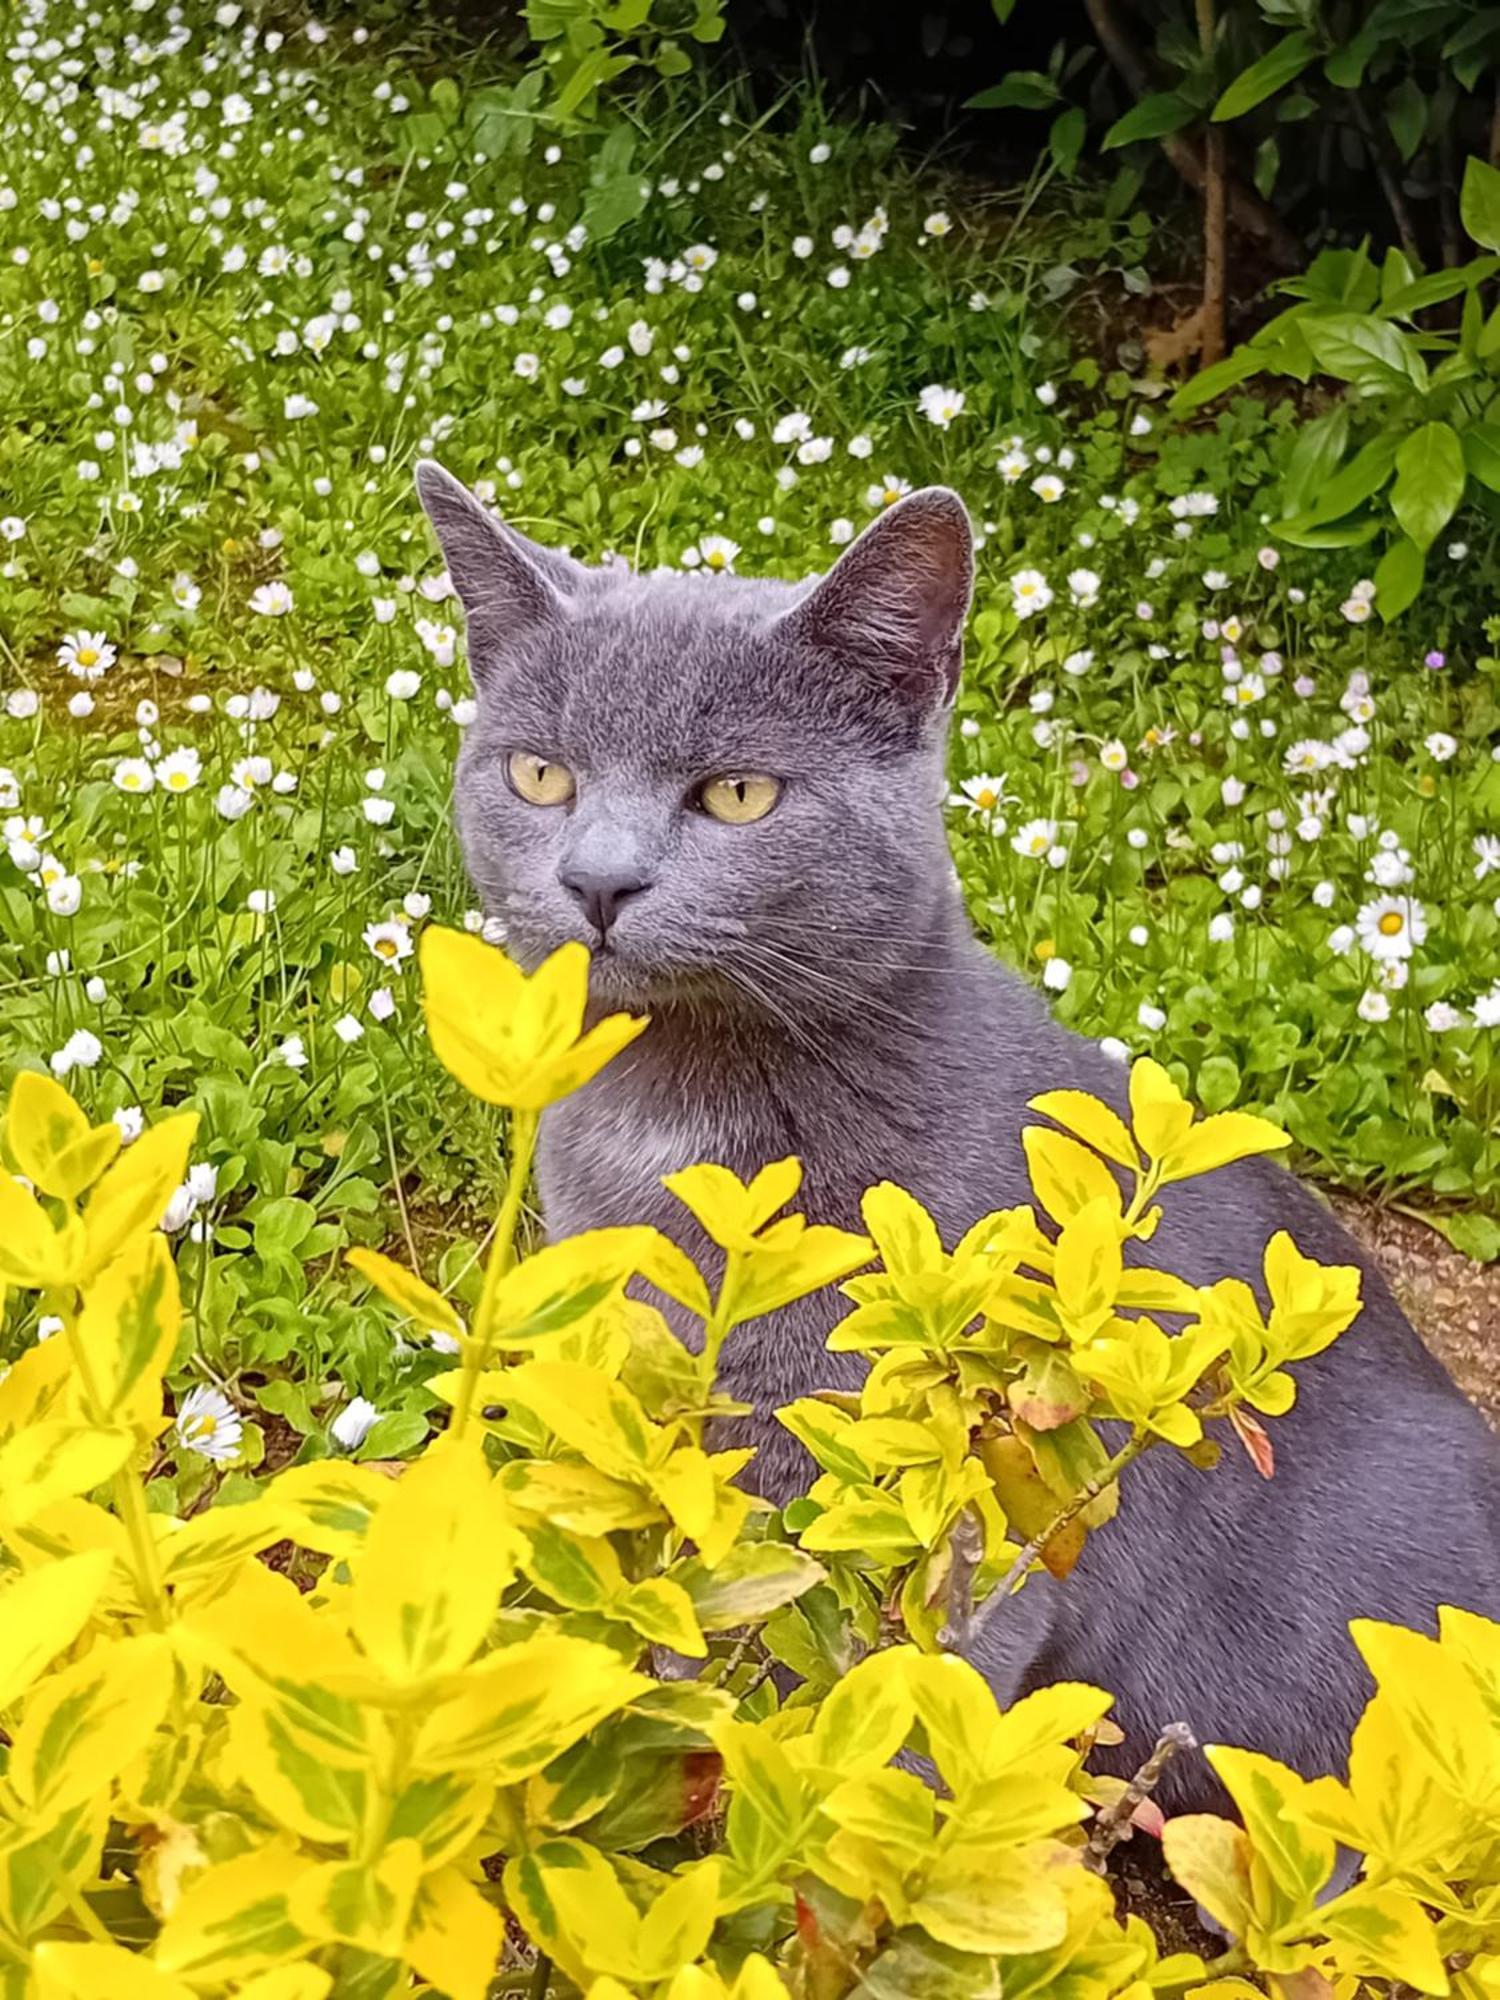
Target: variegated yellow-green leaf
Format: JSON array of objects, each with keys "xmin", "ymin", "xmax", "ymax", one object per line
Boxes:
[
  {"xmin": 906, "ymin": 1844, "xmax": 1065, "ymax": 1954},
  {"xmin": 1206, "ymin": 1746, "xmax": 1335, "ymax": 1913},
  {"xmin": 0, "ymin": 1172, "xmax": 86, "ymax": 1290},
  {"xmin": 156, "ymin": 1493, "xmax": 291, "ymax": 1586},
  {"xmin": 81, "ymin": 1113, "xmax": 198, "ymax": 1280},
  {"xmin": 346, "ymin": 1245, "xmax": 466, "ymax": 1346},
  {"xmin": 347, "ymin": 1439, "xmax": 520, "ymax": 1684},
  {"xmin": 177, "ymin": 1560, "xmax": 371, "ymax": 1765},
  {"xmin": 289, "ymin": 1838, "xmax": 422, "ymax": 1957},
  {"xmin": 416, "ymin": 1633, "xmax": 648, "ymax": 1778},
  {"xmin": 1022, "ymin": 1128, "xmax": 1121, "ymax": 1230},
  {"xmin": 8, "ymin": 1633, "xmax": 174, "ymax": 1819},
  {"xmin": 1027, "ymin": 1089, "xmax": 1139, "ymax": 1171},
  {"xmin": 617, "ymin": 1577, "xmax": 706, "ymax": 1657},
  {"xmin": 1127, "ymin": 1059, "xmax": 1194, "ymax": 1162},
  {"xmin": 1160, "ymin": 1812, "xmax": 1255, "ymax": 1939},
  {"xmin": 74, "ymin": 1231, "xmax": 180, "ymax": 1424},
  {"xmin": 264, "ymin": 1459, "xmax": 393, "ymax": 1556},
  {"xmin": 0, "ymin": 1421, "xmax": 136, "ymax": 1531},
  {"xmin": 0, "ymin": 1798, "xmax": 108, "ymax": 1944},
  {"xmin": 387, "ymin": 1771, "xmax": 495, "ymax": 1869},
  {"xmin": 0, "ymin": 1333, "xmax": 74, "ymax": 1447},
  {"xmin": 0, "ymin": 1551, "xmax": 114, "ymax": 1708},
  {"xmin": 406, "ymin": 1865, "xmax": 505, "ymax": 2000},
  {"xmin": 223, "ymin": 1696, "xmax": 368, "ymax": 1844},
  {"xmin": 153, "ymin": 1841, "xmax": 307, "ymax": 1986},
  {"xmin": 6, "ymin": 1073, "xmax": 121, "ymax": 1202},
  {"xmin": 234, "ymin": 1970, "xmax": 334, "ymax": 2000},
  {"xmin": 809, "ymin": 1646, "xmax": 913, "ymax": 1773},
  {"xmin": 31, "ymin": 1940, "xmax": 195, "ymax": 2000},
  {"xmin": 495, "ymin": 1456, "xmax": 663, "ymax": 1534}
]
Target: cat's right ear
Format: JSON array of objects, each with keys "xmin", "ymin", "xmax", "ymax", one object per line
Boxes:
[{"xmin": 414, "ymin": 460, "xmax": 578, "ymax": 678}]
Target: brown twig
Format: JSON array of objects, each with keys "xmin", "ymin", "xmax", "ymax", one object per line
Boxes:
[
  {"xmin": 940, "ymin": 1430, "xmax": 1152, "ymax": 1653},
  {"xmin": 1349, "ymin": 93, "xmax": 1421, "ymax": 265},
  {"xmin": 1086, "ymin": 1721, "xmax": 1198, "ymax": 1872}
]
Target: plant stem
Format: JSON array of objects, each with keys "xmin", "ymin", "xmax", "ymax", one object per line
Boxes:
[
  {"xmin": 1086, "ymin": 1720, "xmax": 1197, "ymax": 1870},
  {"xmin": 451, "ymin": 1107, "xmax": 540, "ymax": 1442},
  {"xmin": 941, "ymin": 1429, "xmax": 1152, "ymax": 1652},
  {"xmin": 529, "ymin": 1952, "xmax": 553, "ymax": 2000}
]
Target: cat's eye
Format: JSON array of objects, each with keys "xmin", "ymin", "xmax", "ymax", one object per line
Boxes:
[
  {"xmin": 698, "ymin": 773, "xmax": 781, "ymax": 825},
  {"xmin": 507, "ymin": 750, "xmax": 576, "ymax": 807}
]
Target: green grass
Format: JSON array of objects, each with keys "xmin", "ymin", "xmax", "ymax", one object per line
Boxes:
[{"xmin": 2, "ymin": 0, "xmax": 1498, "ymax": 1481}]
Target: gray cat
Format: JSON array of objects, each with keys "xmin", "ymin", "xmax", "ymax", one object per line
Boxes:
[{"xmin": 416, "ymin": 459, "xmax": 1500, "ymax": 1811}]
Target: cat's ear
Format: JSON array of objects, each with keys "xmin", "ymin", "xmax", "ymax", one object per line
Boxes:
[
  {"xmin": 414, "ymin": 460, "xmax": 582, "ymax": 676},
  {"xmin": 776, "ymin": 486, "xmax": 973, "ymax": 706}
]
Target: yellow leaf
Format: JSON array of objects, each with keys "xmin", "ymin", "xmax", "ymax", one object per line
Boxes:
[
  {"xmin": 346, "ymin": 1246, "xmax": 466, "ymax": 1346},
  {"xmin": 501, "ymin": 1360, "xmax": 663, "ymax": 1480},
  {"xmin": 907, "ymin": 1845, "xmax": 1066, "ymax": 1954},
  {"xmin": 235, "ymin": 1971, "xmax": 334, "ymax": 2000},
  {"xmin": 1053, "ymin": 1196, "xmax": 1124, "ymax": 1341},
  {"xmin": 0, "ymin": 1420, "xmax": 135, "ymax": 1529},
  {"xmin": 421, "ymin": 927, "xmax": 647, "ymax": 1109},
  {"xmin": 664, "ymin": 1157, "xmax": 803, "ymax": 1253},
  {"xmin": 1352, "ymin": 1619, "xmax": 1500, "ymax": 1810},
  {"xmin": 7, "ymin": 1073, "xmax": 121, "ymax": 1201},
  {"xmin": 1027, "ymin": 1089, "xmax": 1139, "ymax": 1170},
  {"xmin": 82, "ymin": 1113, "xmax": 199, "ymax": 1278},
  {"xmin": 809, "ymin": 1647, "xmax": 914, "ymax": 1773},
  {"xmin": 416, "ymin": 1633, "xmax": 648, "ymax": 1777},
  {"xmin": 407, "ymin": 1865, "xmax": 505, "ymax": 2000},
  {"xmin": 861, "ymin": 1182, "xmax": 944, "ymax": 1272},
  {"xmin": 0, "ymin": 1551, "xmax": 114, "ymax": 1707},
  {"xmin": 1128, "ymin": 1059, "xmax": 1194, "ymax": 1161},
  {"xmin": 347, "ymin": 1440, "xmax": 520, "ymax": 1684},
  {"xmin": 1161, "ymin": 1813, "xmax": 1254, "ymax": 1938},
  {"xmin": 0, "ymin": 1331, "xmax": 74, "ymax": 1444},
  {"xmin": 32, "ymin": 1941, "xmax": 196, "ymax": 2000},
  {"xmin": 1158, "ymin": 1111, "xmax": 1290, "ymax": 1185},
  {"xmin": 1023, "ymin": 1128, "xmax": 1123, "ymax": 1230},
  {"xmin": 10, "ymin": 1633, "xmax": 174, "ymax": 1818},
  {"xmin": 0, "ymin": 1172, "xmax": 86, "ymax": 1288},
  {"xmin": 74, "ymin": 1232, "xmax": 180, "ymax": 1423},
  {"xmin": 637, "ymin": 1861, "xmax": 721, "ymax": 1982},
  {"xmin": 154, "ymin": 1840, "xmax": 308, "ymax": 1986}
]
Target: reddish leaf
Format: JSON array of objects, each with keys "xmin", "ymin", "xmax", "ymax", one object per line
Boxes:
[
  {"xmin": 1130, "ymin": 1798, "xmax": 1166, "ymax": 1839},
  {"xmin": 680, "ymin": 1750, "xmax": 722, "ymax": 1828},
  {"xmin": 1229, "ymin": 1405, "xmax": 1276, "ymax": 1480}
]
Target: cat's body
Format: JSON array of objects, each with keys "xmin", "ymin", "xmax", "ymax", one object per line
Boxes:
[{"xmin": 417, "ymin": 460, "xmax": 1500, "ymax": 1810}]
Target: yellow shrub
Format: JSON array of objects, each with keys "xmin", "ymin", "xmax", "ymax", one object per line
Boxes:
[{"xmin": 0, "ymin": 929, "xmax": 1486, "ymax": 1999}]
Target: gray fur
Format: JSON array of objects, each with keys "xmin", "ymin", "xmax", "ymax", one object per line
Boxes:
[{"xmin": 417, "ymin": 459, "xmax": 1500, "ymax": 1810}]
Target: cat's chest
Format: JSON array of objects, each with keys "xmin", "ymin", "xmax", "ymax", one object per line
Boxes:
[{"xmin": 538, "ymin": 1096, "xmax": 745, "ymax": 1239}]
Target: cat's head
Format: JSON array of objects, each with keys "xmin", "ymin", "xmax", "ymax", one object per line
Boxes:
[{"xmin": 416, "ymin": 460, "xmax": 973, "ymax": 1020}]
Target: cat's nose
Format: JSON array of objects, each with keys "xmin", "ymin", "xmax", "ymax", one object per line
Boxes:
[{"xmin": 558, "ymin": 865, "xmax": 652, "ymax": 939}]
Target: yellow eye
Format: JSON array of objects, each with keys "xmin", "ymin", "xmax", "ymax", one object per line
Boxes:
[
  {"xmin": 699, "ymin": 773, "xmax": 781, "ymax": 825},
  {"xmin": 507, "ymin": 751, "xmax": 575, "ymax": 807}
]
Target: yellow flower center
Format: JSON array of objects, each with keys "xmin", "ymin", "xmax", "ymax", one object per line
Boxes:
[
  {"xmin": 78, "ymin": 647, "xmax": 97, "ymax": 666},
  {"xmin": 374, "ymin": 937, "xmax": 398, "ymax": 958},
  {"xmin": 976, "ymin": 787, "xmax": 996, "ymax": 809},
  {"xmin": 1378, "ymin": 913, "xmax": 1404, "ymax": 937}
]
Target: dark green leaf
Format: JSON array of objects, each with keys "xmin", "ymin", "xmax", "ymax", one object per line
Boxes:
[
  {"xmin": 1391, "ymin": 420, "xmax": 1466, "ymax": 548},
  {"xmin": 1048, "ymin": 106, "xmax": 1087, "ymax": 176},
  {"xmin": 1213, "ymin": 31, "xmax": 1321, "ymax": 122},
  {"xmin": 1373, "ymin": 536, "xmax": 1426, "ymax": 620},
  {"xmin": 965, "ymin": 71, "xmax": 1058, "ymax": 111},
  {"xmin": 1384, "ymin": 77, "xmax": 1427, "ymax": 162},
  {"xmin": 1463, "ymin": 421, "xmax": 1500, "ymax": 493},
  {"xmin": 1462, "ymin": 155, "xmax": 1500, "ymax": 251},
  {"xmin": 1102, "ymin": 92, "xmax": 1197, "ymax": 148}
]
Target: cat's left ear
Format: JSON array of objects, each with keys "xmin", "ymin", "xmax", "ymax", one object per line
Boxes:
[
  {"xmin": 414, "ymin": 460, "xmax": 588, "ymax": 678},
  {"xmin": 775, "ymin": 486, "xmax": 973, "ymax": 707}
]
